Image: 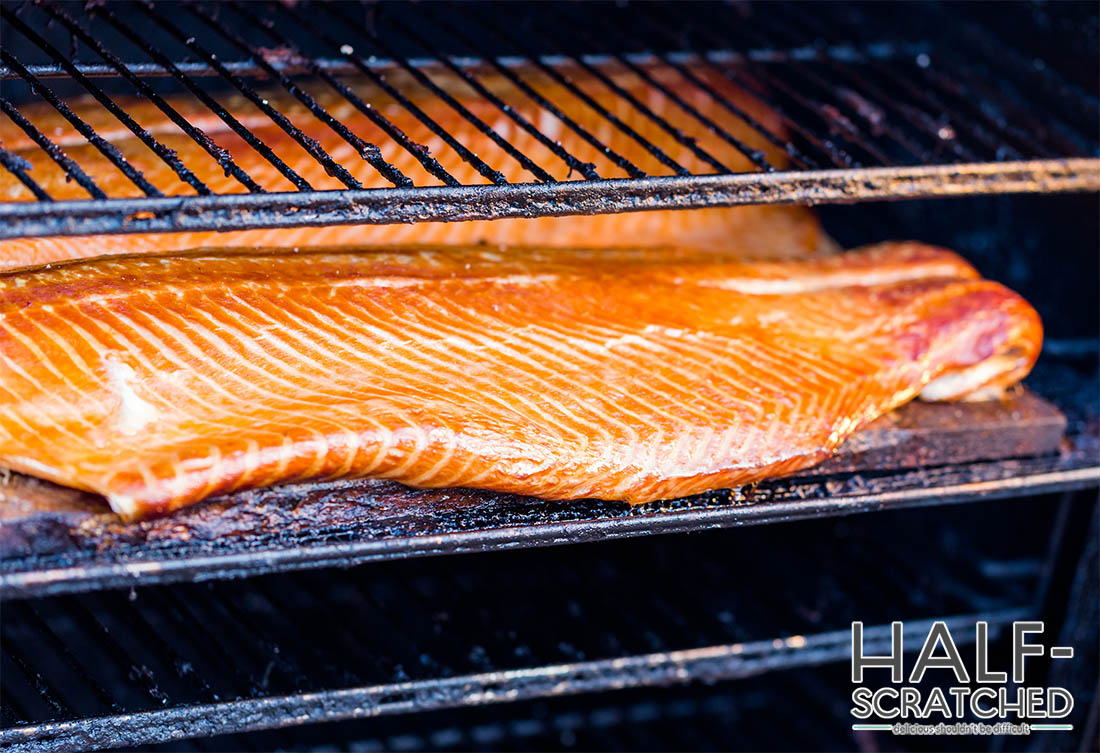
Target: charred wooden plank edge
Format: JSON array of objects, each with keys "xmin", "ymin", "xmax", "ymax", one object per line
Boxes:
[
  {"xmin": 1, "ymin": 456, "xmax": 1094, "ymax": 600},
  {"xmin": 1, "ymin": 159, "xmax": 1098, "ymax": 240},
  {"xmin": 0, "ymin": 609, "xmax": 1028, "ymax": 753}
]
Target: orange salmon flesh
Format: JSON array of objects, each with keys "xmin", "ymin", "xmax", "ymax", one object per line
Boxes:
[{"xmin": 0, "ymin": 242, "xmax": 1041, "ymax": 520}]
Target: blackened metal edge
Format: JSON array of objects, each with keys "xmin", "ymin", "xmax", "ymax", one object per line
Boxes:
[
  {"xmin": 0, "ymin": 610, "xmax": 1029, "ymax": 753},
  {"xmin": 0, "ymin": 44, "xmax": 916, "ymax": 80},
  {"xmin": 1, "ymin": 160, "xmax": 1097, "ymax": 240},
  {"xmin": 2, "ymin": 462, "xmax": 1096, "ymax": 601}
]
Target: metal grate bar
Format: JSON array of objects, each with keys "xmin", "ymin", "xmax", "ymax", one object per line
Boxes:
[
  {"xmin": 813, "ymin": 2, "xmax": 1073, "ymax": 160},
  {"xmin": 328, "ymin": 5, "xmax": 541, "ymax": 184},
  {"xmin": 2, "ymin": 159, "xmax": 1096, "ymax": 240},
  {"xmin": 383, "ymin": 10, "xmax": 601, "ymax": 181},
  {"xmin": 423, "ymin": 11, "xmax": 633, "ymax": 180},
  {"xmin": 85, "ymin": 4, "xmax": 290, "ymax": 194},
  {"xmin": 15, "ymin": 602, "xmax": 122, "ymax": 716},
  {"xmin": 681, "ymin": 9, "xmax": 904, "ymax": 167},
  {"xmin": 0, "ymin": 146, "xmax": 51, "ymax": 201},
  {"xmin": 2, "ymin": 8, "xmax": 189, "ymax": 195},
  {"xmin": 776, "ymin": 5, "xmax": 1013, "ymax": 162},
  {"xmin": 0, "ymin": 96, "xmax": 106, "ymax": 199},
  {"xmin": 630, "ymin": 8, "xmax": 855, "ymax": 168},
  {"xmin": 39, "ymin": 1, "xmax": 263, "ymax": 194},
  {"xmin": 565, "ymin": 3, "xmax": 784, "ymax": 171},
  {"xmin": 131, "ymin": 2, "xmax": 318, "ymax": 191},
  {"xmin": 187, "ymin": 2, "xmax": 410, "ymax": 189},
  {"xmin": 530, "ymin": 5, "xmax": 747, "ymax": 174},
  {"xmin": 1, "ymin": 639, "xmax": 69, "ymax": 720},
  {"xmin": 137, "ymin": 3, "xmax": 359, "ymax": 192},
  {"xmin": 284, "ymin": 3, "xmax": 496, "ymax": 187},
  {"xmin": 470, "ymin": 8, "xmax": 681, "ymax": 177},
  {"xmin": 249, "ymin": 5, "xmax": 461, "ymax": 188},
  {"xmin": 0, "ymin": 47, "xmax": 162, "ymax": 197},
  {"xmin": 747, "ymin": 12, "xmax": 976, "ymax": 165}
]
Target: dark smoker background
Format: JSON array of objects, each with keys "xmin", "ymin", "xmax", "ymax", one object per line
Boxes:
[{"xmin": 1, "ymin": 1, "xmax": 1096, "ymax": 751}]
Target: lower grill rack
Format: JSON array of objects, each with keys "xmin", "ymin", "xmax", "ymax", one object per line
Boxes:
[{"xmin": 0, "ymin": 494, "xmax": 1076, "ymax": 752}]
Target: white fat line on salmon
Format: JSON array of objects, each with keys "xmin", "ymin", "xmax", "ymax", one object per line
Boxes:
[
  {"xmin": 693, "ymin": 263, "xmax": 972, "ymax": 295},
  {"xmin": 919, "ymin": 354, "xmax": 1029, "ymax": 402},
  {"xmin": 104, "ymin": 355, "xmax": 159, "ymax": 435}
]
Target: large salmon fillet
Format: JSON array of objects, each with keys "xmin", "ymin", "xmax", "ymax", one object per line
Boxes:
[
  {"xmin": 0, "ymin": 64, "xmax": 825, "ymax": 270},
  {"xmin": 0, "ymin": 242, "xmax": 1041, "ymax": 521}
]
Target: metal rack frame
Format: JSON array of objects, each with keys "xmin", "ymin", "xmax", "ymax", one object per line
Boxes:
[
  {"xmin": 2, "ymin": 494, "xmax": 1067, "ymax": 752},
  {"xmin": 3, "ymin": 160, "xmax": 1096, "ymax": 239},
  {"xmin": 2, "ymin": 446, "xmax": 1096, "ymax": 600}
]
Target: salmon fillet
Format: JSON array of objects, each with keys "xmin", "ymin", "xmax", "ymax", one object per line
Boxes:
[
  {"xmin": 0, "ymin": 64, "xmax": 826, "ymax": 270},
  {"xmin": 0, "ymin": 242, "xmax": 1041, "ymax": 520}
]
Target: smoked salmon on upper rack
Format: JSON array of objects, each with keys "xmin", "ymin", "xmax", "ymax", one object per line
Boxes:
[
  {"xmin": 0, "ymin": 64, "xmax": 827, "ymax": 271},
  {"xmin": 0, "ymin": 242, "xmax": 1041, "ymax": 521}
]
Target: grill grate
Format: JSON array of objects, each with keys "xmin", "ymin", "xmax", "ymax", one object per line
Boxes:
[
  {"xmin": 0, "ymin": 1, "xmax": 1097, "ymax": 239},
  {"xmin": 0, "ymin": 499, "xmax": 1062, "ymax": 751}
]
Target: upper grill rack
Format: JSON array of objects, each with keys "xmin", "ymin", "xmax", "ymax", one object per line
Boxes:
[{"xmin": 0, "ymin": 0, "xmax": 1097, "ymax": 239}]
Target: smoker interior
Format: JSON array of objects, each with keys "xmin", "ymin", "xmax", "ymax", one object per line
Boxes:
[
  {"xmin": 1, "ymin": 192, "xmax": 1097, "ymax": 751},
  {"xmin": 1, "ymin": 1, "xmax": 1099, "ymax": 751}
]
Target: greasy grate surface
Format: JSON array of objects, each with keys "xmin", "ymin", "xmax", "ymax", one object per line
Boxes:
[
  {"xmin": 130, "ymin": 649, "xmax": 1100, "ymax": 753},
  {"xmin": 132, "ymin": 674, "xmax": 869, "ymax": 752},
  {"xmin": 0, "ymin": 498, "xmax": 1058, "ymax": 749},
  {"xmin": 1, "ymin": 1, "xmax": 1098, "ymax": 237}
]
